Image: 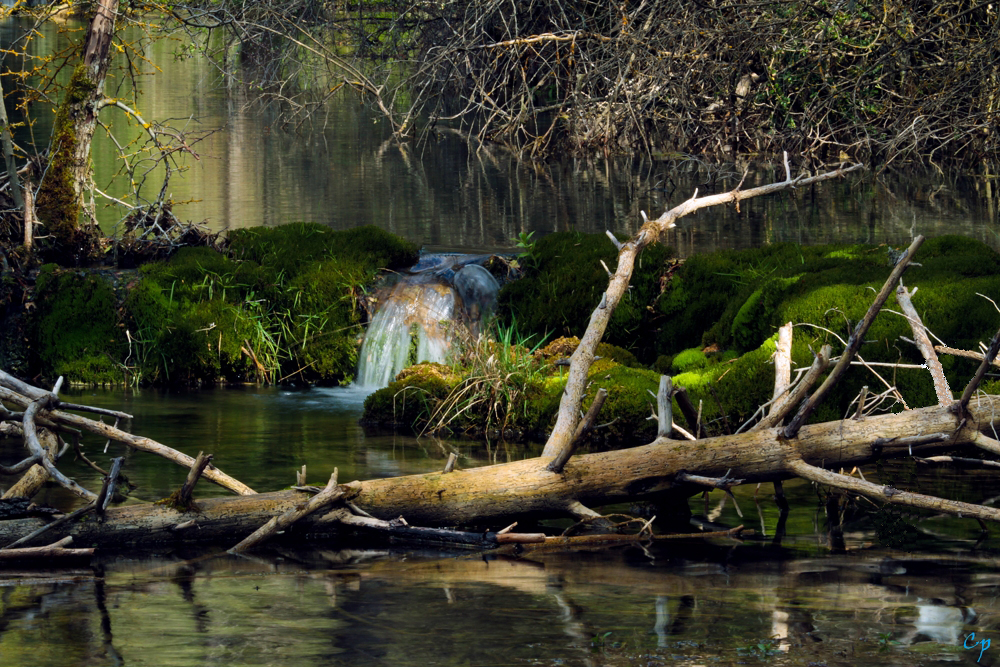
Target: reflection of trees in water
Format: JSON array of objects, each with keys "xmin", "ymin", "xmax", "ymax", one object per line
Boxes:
[
  {"xmin": 1, "ymin": 18, "xmax": 996, "ymax": 253},
  {"xmin": 2, "ymin": 546, "xmax": 1000, "ymax": 665},
  {"xmin": 349, "ymin": 140, "xmax": 1000, "ymax": 254}
]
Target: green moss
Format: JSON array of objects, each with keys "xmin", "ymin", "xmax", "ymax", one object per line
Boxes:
[
  {"xmin": 34, "ymin": 65, "xmax": 99, "ymax": 263},
  {"xmin": 362, "ymin": 363, "xmax": 459, "ymax": 427},
  {"xmin": 581, "ymin": 364, "xmax": 662, "ymax": 445},
  {"xmin": 283, "ymin": 259, "xmax": 369, "ymax": 382},
  {"xmin": 653, "ymin": 354, "xmax": 672, "ymax": 375},
  {"xmin": 667, "ymin": 337, "xmax": 780, "ymax": 431},
  {"xmin": 595, "ymin": 342, "xmax": 639, "ymax": 367},
  {"xmin": 366, "ymin": 235, "xmax": 1000, "ymax": 442},
  {"xmin": 31, "ymin": 266, "xmax": 125, "ymax": 384},
  {"xmin": 498, "ymin": 231, "xmax": 673, "ymax": 363},
  {"xmin": 671, "ymin": 347, "xmax": 708, "ymax": 373},
  {"xmin": 121, "ymin": 224, "xmax": 419, "ymax": 387},
  {"xmin": 227, "ymin": 223, "xmax": 419, "ymax": 275},
  {"xmin": 658, "ymin": 242, "xmax": 888, "ymax": 355},
  {"xmin": 659, "ymin": 236, "xmax": 1000, "ymax": 375}
]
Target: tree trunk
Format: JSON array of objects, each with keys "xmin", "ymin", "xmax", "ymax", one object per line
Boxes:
[
  {"xmin": 0, "ymin": 70, "xmax": 24, "ymax": 215},
  {"xmin": 0, "ymin": 398, "xmax": 996, "ymax": 549},
  {"xmin": 34, "ymin": 0, "xmax": 118, "ymax": 264}
]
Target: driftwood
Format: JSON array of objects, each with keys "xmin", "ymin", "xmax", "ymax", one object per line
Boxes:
[
  {"xmin": 4, "ymin": 157, "xmax": 1000, "ymax": 553},
  {"xmin": 0, "ymin": 536, "xmax": 93, "ymax": 562},
  {"xmin": 0, "ymin": 370, "xmax": 254, "ymax": 496},
  {"xmin": 0, "ymin": 394, "xmax": 998, "ymax": 549}
]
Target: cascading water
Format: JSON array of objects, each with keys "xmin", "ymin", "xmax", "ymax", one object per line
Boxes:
[{"xmin": 355, "ymin": 255, "xmax": 500, "ymax": 389}]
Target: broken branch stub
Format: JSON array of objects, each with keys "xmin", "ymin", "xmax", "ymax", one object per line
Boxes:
[
  {"xmin": 229, "ymin": 470, "xmax": 358, "ymax": 553},
  {"xmin": 895, "ymin": 283, "xmax": 952, "ymax": 405},
  {"xmin": 541, "ymin": 158, "xmax": 865, "ymax": 459},
  {"xmin": 957, "ymin": 324, "xmax": 1000, "ymax": 413},
  {"xmin": 753, "ymin": 345, "xmax": 832, "ymax": 431},
  {"xmin": 548, "ymin": 388, "xmax": 607, "ymax": 474}
]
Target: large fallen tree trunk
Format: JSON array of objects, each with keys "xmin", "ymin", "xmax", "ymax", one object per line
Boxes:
[{"xmin": 0, "ymin": 395, "xmax": 997, "ymax": 548}]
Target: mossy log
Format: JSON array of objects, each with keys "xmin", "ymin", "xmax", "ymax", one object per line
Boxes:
[{"xmin": 0, "ymin": 396, "xmax": 997, "ymax": 548}]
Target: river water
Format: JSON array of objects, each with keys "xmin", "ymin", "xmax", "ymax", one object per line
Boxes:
[
  {"xmin": 4, "ymin": 387, "xmax": 1000, "ymax": 666},
  {"xmin": 3, "ymin": 13, "xmax": 1000, "ymax": 667}
]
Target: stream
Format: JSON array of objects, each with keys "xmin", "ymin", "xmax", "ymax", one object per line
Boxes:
[{"xmin": 2, "ymin": 13, "xmax": 1000, "ymax": 667}]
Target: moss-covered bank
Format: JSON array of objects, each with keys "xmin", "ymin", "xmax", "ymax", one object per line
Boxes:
[
  {"xmin": 498, "ymin": 231, "xmax": 675, "ymax": 362},
  {"xmin": 23, "ymin": 223, "xmax": 418, "ymax": 387},
  {"xmin": 364, "ymin": 233, "xmax": 1000, "ymax": 446},
  {"xmin": 362, "ymin": 337, "xmax": 661, "ymax": 446}
]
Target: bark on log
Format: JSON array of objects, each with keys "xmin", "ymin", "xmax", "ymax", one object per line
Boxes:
[
  {"xmin": 2, "ymin": 426, "xmax": 60, "ymax": 500},
  {"xmin": 0, "ymin": 397, "xmax": 994, "ymax": 548}
]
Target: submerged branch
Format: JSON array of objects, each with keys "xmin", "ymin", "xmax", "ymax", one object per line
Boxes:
[{"xmin": 0, "ymin": 375, "xmax": 255, "ymax": 496}]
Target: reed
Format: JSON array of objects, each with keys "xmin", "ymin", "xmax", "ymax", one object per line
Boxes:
[{"xmin": 421, "ymin": 320, "xmax": 548, "ymax": 437}]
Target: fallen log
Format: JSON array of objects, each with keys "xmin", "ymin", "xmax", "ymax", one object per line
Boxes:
[{"xmin": 0, "ymin": 396, "xmax": 996, "ymax": 548}]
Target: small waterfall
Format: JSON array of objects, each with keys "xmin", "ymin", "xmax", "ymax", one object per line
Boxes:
[{"xmin": 356, "ymin": 255, "xmax": 500, "ymax": 389}]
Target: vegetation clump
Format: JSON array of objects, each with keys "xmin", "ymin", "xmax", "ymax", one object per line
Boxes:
[
  {"xmin": 362, "ymin": 326, "xmax": 665, "ymax": 447},
  {"xmin": 421, "ymin": 233, "xmax": 1000, "ymax": 444},
  {"xmin": 31, "ymin": 264, "xmax": 125, "ymax": 385},
  {"xmin": 498, "ymin": 232, "xmax": 673, "ymax": 363},
  {"xmin": 26, "ymin": 223, "xmax": 418, "ymax": 387},
  {"xmin": 654, "ymin": 236, "xmax": 1000, "ymax": 421}
]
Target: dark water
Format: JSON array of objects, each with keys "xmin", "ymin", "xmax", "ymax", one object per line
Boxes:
[{"xmin": 3, "ymin": 387, "xmax": 1000, "ymax": 666}]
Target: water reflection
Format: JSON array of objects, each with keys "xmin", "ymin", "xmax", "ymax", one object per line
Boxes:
[
  {"xmin": 3, "ymin": 388, "xmax": 1000, "ymax": 665},
  {"xmin": 1, "ymin": 18, "xmax": 997, "ymax": 255},
  {"xmin": 3, "ymin": 543, "xmax": 999, "ymax": 666}
]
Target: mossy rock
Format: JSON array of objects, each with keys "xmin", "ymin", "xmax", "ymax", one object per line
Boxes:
[
  {"xmin": 658, "ymin": 242, "xmax": 884, "ymax": 355},
  {"xmin": 670, "ymin": 336, "xmax": 781, "ymax": 432},
  {"xmin": 671, "ymin": 347, "xmax": 708, "ymax": 373},
  {"xmin": 580, "ymin": 363, "xmax": 662, "ymax": 445},
  {"xmin": 534, "ymin": 335, "xmax": 640, "ymax": 368},
  {"xmin": 536, "ymin": 336, "xmax": 580, "ymax": 360},
  {"xmin": 498, "ymin": 231, "xmax": 673, "ymax": 363},
  {"xmin": 656, "ymin": 235, "xmax": 1000, "ymax": 414},
  {"xmin": 362, "ymin": 362, "xmax": 460, "ymax": 427},
  {"xmin": 31, "ymin": 266, "xmax": 124, "ymax": 385}
]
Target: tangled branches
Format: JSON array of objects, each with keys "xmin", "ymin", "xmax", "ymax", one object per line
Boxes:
[
  {"xmin": 181, "ymin": 0, "xmax": 1000, "ymax": 165},
  {"xmin": 408, "ymin": 0, "xmax": 1000, "ymax": 163}
]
